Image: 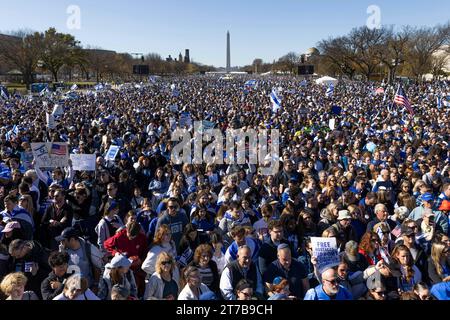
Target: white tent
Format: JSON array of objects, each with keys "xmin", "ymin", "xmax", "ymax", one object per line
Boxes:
[{"xmin": 315, "ymin": 76, "xmax": 338, "ymax": 86}]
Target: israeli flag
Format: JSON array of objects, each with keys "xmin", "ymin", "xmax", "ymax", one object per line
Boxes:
[
  {"xmin": 443, "ymin": 95, "xmax": 450, "ymax": 107},
  {"xmin": 5, "ymin": 125, "xmax": 19, "ymax": 141},
  {"xmin": 270, "ymin": 88, "xmax": 282, "ymax": 113},
  {"xmin": 437, "ymin": 96, "xmax": 442, "ymax": 109},
  {"xmin": 325, "ymin": 85, "xmax": 334, "ymax": 98},
  {"xmin": 0, "ymin": 87, "xmax": 9, "ymax": 100},
  {"xmin": 299, "ymin": 80, "xmax": 308, "ymax": 87},
  {"xmin": 94, "ymin": 83, "xmax": 104, "ymax": 91},
  {"xmin": 40, "ymin": 87, "xmax": 51, "ymax": 97},
  {"xmin": 245, "ymin": 80, "xmax": 257, "ymax": 87},
  {"xmin": 70, "ymin": 84, "xmax": 78, "ymax": 91}
]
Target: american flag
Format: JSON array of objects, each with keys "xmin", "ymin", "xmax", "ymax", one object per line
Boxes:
[
  {"xmin": 394, "ymin": 86, "xmax": 414, "ymax": 115},
  {"xmin": 51, "ymin": 144, "xmax": 67, "ymax": 156}
]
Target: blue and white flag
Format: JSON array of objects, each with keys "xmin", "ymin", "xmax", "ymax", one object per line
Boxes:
[
  {"xmin": 270, "ymin": 88, "xmax": 282, "ymax": 113},
  {"xmin": 437, "ymin": 95, "xmax": 442, "ymax": 109},
  {"xmin": 299, "ymin": 80, "xmax": 308, "ymax": 87},
  {"xmin": 325, "ymin": 85, "xmax": 334, "ymax": 98},
  {"xmin": 5, "ymin": 125, "xmax": 19, "ymax": 141},
  {"xmin": 244, "ymin": 80, "xmax": 257, "ymax": 88},
  {"xmin": 0, "ymin": 87, "xmax": 9, "ymax": 100},
  {"xmin": 443, "ymin": 95, "xmax": 450, "ymax": 107},
  {"xmin": 94, "ymin": 83, "xmax": 104, "ymax": 91},
  {"xmin": 40, "ymin": 87, "xmax": 51, "ymax": 97},
  {"xmin": 70, "ymin": 84, "xmax": 78, "ymax": 91}
]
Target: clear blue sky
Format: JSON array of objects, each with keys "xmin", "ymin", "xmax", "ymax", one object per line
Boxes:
[{"xmin": 1, "ymin": 0, "xmax": 449, "ymax": 67}]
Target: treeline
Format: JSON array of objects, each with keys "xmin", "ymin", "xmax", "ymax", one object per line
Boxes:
[
  {"xmin": 0, "ymin": 28, "xmax": 216, "ymax": 88},
  {"xmin": 241, "ymin": 23, "xmax": 450, "ymax": 82}
]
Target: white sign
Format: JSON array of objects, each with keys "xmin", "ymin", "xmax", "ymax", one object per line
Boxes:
[
  {"xmin": 105, "ymin": 145, "xmax": 120, "ymax": 161},
  {"xmin": 31, "ymin": 143, "xmax": 69, "ymax": 169},
  {"xmin": 169, "ymin": 104, "xmax": 179, "ymax": 113},
  {"xmin": 311, "ymin": 237, "xmax": 340, "ymax": 274},
  {"xmin": 52, "ymin": 104, "xmax": 64, "ymax": 116},
  {"xmin": 46, "ymin": 113, "xmax": 56, "ymax": 129},
  {"xmin": 70, "ymin": 154, "xmax": 96, "ymax": 171},
  {"xmin": 329, "ymin": 118, "xmax": 336, "ymax": 130}
]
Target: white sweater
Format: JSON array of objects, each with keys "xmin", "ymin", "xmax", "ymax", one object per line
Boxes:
[{"xmin": 141, "ymin": 241, "xmax": 177, "ymax": 275}]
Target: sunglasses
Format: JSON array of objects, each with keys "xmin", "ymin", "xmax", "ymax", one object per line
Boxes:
[
  {"xmin": 324, "ymin": 279, "xmax": 338, "ymax": 285},
  {"xmin": 161, "ymin": 260, "xmax": 172, "ymax": 266},
  {"xmin": 168, "ymin": 205, "xmax": 178, "ymax": 209}
]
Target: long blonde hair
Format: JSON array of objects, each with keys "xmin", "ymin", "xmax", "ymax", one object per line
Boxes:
[{"xmin": 431, "ymin": 242, "xmax": 447, "ymax": 277}]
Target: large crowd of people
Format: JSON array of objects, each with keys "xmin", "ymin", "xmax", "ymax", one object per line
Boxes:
[{"xmin": 0, "ymin": 75, "xmax": 449, "ymax": 300}]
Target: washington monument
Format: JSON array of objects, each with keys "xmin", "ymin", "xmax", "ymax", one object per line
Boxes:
[{"xmin": 226, "ymin": 31, "xmax": 231, "ymax": 73}]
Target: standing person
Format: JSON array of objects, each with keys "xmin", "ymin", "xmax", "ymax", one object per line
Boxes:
[
  {"xmin": 155, "ymin": 198, "xmax": 189, "ymax": 253},
  {"xmin": 220, "ymin": 245, "xmax": 263, "ymax": 300},
  {"xmin": 40, "ymin": 251, "xmax": 72, "ymax": 300},
  {"xmin": 331, "ymin": 210, "xmax": 357, "ymax": 251},
  {"xmin": 189, "ymin": 244, "xmax": 220, "ymax": 296},
  {"xmin": 53, "ymin": 274, "xmax": 100, "ymax": 300},
  {"xmin": 144, "ymin": 252, "xmax": 180, "ymax": 300},
  {"xmin": 210, "ymin": 232, "xmax": 226, "ymax": 275},
  {"xmin": 178, "ymin": 266, "xmax": 212, "ymax": 300},
  {"xmin": 1, "ymin": 195, "xmax": 34, "ymax": 241},
  {"xmin": 103, "ymin": 220, "xmax": 148, "ymax": 297},
  {"xmin": 99, "ymin": 182, "xmax": 132, "ymax": 221},
  {"xmin": 427, "ymin": 241, "xmax": 450, "ymax": 284},
  {"xmin": 258, "ymin": 220, "xmax": 291, "ymax": 276},
  {"xmin": 56, "ymin": 227, "xmax": 103, "ymax": 290},
  {"xmin": 8, "ymin": 239, "xmax": 51, "ymax": 299},
  {"xmin": 141, "ymin": 224, "xmax": 177, "ymax": 277},
  {"xmin": 263, "ymin": 244, "xmax": 309, "ymax": 299},
  {"xmin": 235, "ymin": 279, "xmax": 255, "ymax": 300},
  {"xmin": 304, "ymin": 267, "xmax": 353, "ymax": 300},
  {"xmin": 0, "ymin": 272, "xmax": 39, "ymax": 300},
  {"xmin": 362, "ymin": 271, "xmax": 387, "ymax": 300},
  {"xmin": 40, "ymin": 190, "xmax": 73, "ymax": 250},
  {"xmin": 94, "ymin": 201, "xmax": 124, "ymax": 253},
  {"xmin": 98, "ymin": 253, "xmax": 137, "ymax": 300},
  {"xmin": 391, "ymin": 244, "xmax": 422, "ymax": 293}
]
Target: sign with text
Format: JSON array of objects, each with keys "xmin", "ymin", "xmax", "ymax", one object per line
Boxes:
[
  {"xmin": 311, "ymin": 237, "xmax": 340, "ymax": 274},
  {"xmin": 105, "ymin": 145, "xmax": 120, "ymax": 161},
  {"xmin": 70, "ymin": 154, "xmax": 96, "ymax": 171},
  {"xmin": 31, "ymin": 143, "xmax": 69, "ymax": 169}
]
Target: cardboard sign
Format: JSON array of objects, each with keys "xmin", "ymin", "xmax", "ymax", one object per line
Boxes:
[
  {"xmin": 70, "ymin": 154, "xmax": 96, "ymax": 171},
  {"xmin": 31, "ymin": 143, "xmax": 69, "ymax": 169},
  {"xmin": 311, "ymin": 237, "xmax": 340, "ymax": 274}
]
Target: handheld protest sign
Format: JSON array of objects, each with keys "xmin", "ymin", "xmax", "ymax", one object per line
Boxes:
[{"xmin": 311, "ymin": 237, "xmax": 340, "ymax": 274}]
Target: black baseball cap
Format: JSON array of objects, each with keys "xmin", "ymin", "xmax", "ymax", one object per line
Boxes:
[{"xmin": 55, "ymin": 227, "xmax": 79, "ymax": 242}]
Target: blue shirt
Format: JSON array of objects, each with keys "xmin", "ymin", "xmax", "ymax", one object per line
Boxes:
[{"xmin": 304, "ymin": 284, "xmax": 353, "ymax": 300}]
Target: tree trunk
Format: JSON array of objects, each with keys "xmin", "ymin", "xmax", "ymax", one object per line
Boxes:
[{"xmin": 52, "ymin": 70, "xmax": 58, "ymax": 83}]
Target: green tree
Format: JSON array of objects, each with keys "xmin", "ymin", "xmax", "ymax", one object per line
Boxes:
[{"xmin": 40, "ymin": 27, "xmax": 83, "ymax": 82}]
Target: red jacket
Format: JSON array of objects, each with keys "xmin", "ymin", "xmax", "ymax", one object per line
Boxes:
[{"xmin": 104, "ymin": 229, "xmax": 148, "ymax": 261}]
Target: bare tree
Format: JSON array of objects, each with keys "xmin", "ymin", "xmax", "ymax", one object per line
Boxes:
[
  {"xmin": 0, "ymin": 30, "xmax": 43, "ymax": 88},
  {"xmin": 376, "ymin": 26, "xmax": 411, "ymax": 84},
  {"xmin": 318, "ymin": 37, "xmax": 357, "ymax": 79},
  {"xmin": 404, "ymin": 23, "xmax": 450, "ymax": 81},
  {"xmin": 347, "ymin": 26, "xmax": 387, "ymax": 80}
]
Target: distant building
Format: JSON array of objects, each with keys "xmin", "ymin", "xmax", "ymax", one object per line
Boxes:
[
  {"xmin": 179, "ymin": 53, "xmax": 183, "ymax": 63},
  {"xmin": 166, "ymin": 55, "xmax": 173, "ymax": 62},
  {"xmin": 184, "ymin": 49, "xmax": 190, "ymax": 64}
]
